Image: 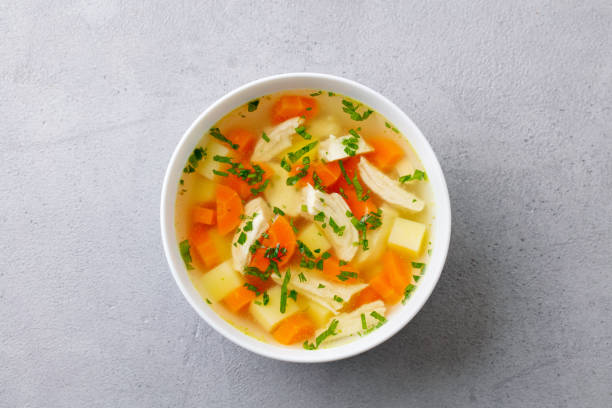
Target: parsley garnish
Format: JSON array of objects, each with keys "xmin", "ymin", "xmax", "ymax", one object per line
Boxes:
[
  {"xmin": 341, "ymin": 99, "xmax": 373, "ymax": 121},
  {"xmin": 179, "ymin": 240, "xmax": 194, "ymax": 270},
  {"xmin": 370, "ymin": 311, "xmax": 386, "ymax": 323},
  {"xmin": 401, "ymin": 284, "xmax": 416, "ymax": 304},
  {"xmin": 329, "ymin": 217, "xmax": 345, "ymax": 236},
  {"xmin": 295, "ymin": 126, "xmax": 312, "ymax": 140},
  {"xmin": 333, "ymin": 295, "xmax": 343, "ymax": 303},
  {"xmin": 243, "ymin": 283, "xmax": 260, "ymax": 295},
  {"xmin": 301, "ymin": 204, "xmax": 308, "ymax": 212},
  {"xmin": 183, "ymin": 147, "xmax": 207, "ymax": 173},
  {"xmin": 338, "ymin": 160, "xmax": 352, "ymax": 185},
  {"xmin": 247, "ymin": 99, "xmax": 259, "ymax": 112},
  {"xmin": 206, "ymin": 298, "xmax": 212, "ymax": 305},
  {"xmin": 250, "ymin": 178, "xmax": 270, "ymax": 195},
  {"xmin": 314, "ymin": 211, "xmax": 326, "ymax": 222},
  {"xmin": 273, "ymin": 206, "xmax": 285, "ymax": 216},
  {"xmin": 321, "ymin": 251, "xmax": 331, "ymax": 260},
  {"xmin": 318, "ymin": 283, "xmax": 325, "ymax": 288},
  {"xmin": 303, "ymin": 319, "xmax": 338, "ymax": 349},
  {"xmin": 310, "ymin": 90, "xmax": 323, "ymax": 97},
  {"xmin": 244, "ymin": 266, "xmax": 269, "ymax": 281},
  {"xmin": 288, "ymin": 289, "xmax": 298, "ymax": 301},
  {"xmin": 399, "ymin": 169, "xmax": 428, "ymax": 183},
  {"xmin": 280, "ymin": 157, "xmax": 291, "ymax": 172},
  {"xmin": 236, "ymin": 232, "xmax": 247, "ymax": 245},
  {"xmin": 279, "ymin": 270, "xmax": 291, "ymax": 313},
  {"xmin": 261, "ymin": 131, "xmax": 270, "ymax": 142},
  {"xmin": 298, "ymin": 272, "xmax": 307, "ymax": 283},
  {"xmin": 212, "ymin": 169, "xmax": 228, "ymax": 177},
  {"xmin": 210, "ymin": 127, "xmax": 238, "ymax": 149},
  {"xmin": 361, "ymin": 313, "xmax": 367, "ymax": 330},
  {"xmin": 263, "ymin": 291, "xmax": 269, "ymax": 305},
  {"xmin": 336, "ymin": 271, "xmax": 358, "ymax": 281},
  {"xmin": 385, "ymin": 122, "xmax": 399, "ymax": 133},
  {"xmin": 287, "ymin": 141, "xmax": 318, "ymax": 163}
]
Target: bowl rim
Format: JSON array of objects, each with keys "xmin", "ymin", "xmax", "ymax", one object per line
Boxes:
[{"xmin": 161, "ymin": 72, "xmax": 451, "ymax": 363}]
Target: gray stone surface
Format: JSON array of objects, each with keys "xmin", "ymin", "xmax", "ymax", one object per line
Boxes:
[{"xmin": 1, "ymin": 1, "xmax": 611, "ymax": 407}]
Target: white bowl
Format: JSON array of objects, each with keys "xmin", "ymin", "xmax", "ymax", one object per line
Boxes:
[{"xmin": 161, "ymin": 73, "xmax": 451, "ymax": 363}]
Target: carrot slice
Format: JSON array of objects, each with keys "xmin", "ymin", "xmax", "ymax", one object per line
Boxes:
[
  {"xmin": 271, "ymin": 95, "xmax": 318, "ymax": 124},
  {"xmin": 189, "ymin": 224, "xmax": 221, "ymax": 269},
  {"xmin": 192, "ymin": 205, "xmax": 215, "ymax": 225},
  {"xmin": 295, "ymin": 161, "xmax": 342, "ymax": 190},
  {"xmin": 366, "ymin": 137, "xmax": 404, "ymax": 172},
  {"xmin": 226, "ymin": 129, "xmax": 257, "ymax": 160},
  {"xmin": 369, "ymin": 250, "xmax": 411, "ymax": 305},
  {"xmin": 249, "ymin": 216, "xmax": 297, "ymax": 272},
  {"xmin": 223, "ymin": 285, "xmax": 256, "ymax": 313},
  {"xmin": 322, "ymin": 256, "xmax": 360, "ymax": 284},
  {"xmin": 335, "ymin": 176, "xmax": 378, "ymax": 220},
  {"xmin": 272, "ymin": 313, "xmax": 316, "ymax": 345},
  {"xmin": 353, "ymin": 286, "xmax": 382, "ymax": 309},
  {"xmin": 216, "ymin": 185, "xmax": 244, "ymax": 235},
  {"xmin": 220, "ymin": 161, "xmax": 273, "ymax": 200}
]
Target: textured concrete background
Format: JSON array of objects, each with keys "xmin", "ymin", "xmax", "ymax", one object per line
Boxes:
[{"xmin": 1, "ymin": 1, "xmax": 611, "ymax": 407}]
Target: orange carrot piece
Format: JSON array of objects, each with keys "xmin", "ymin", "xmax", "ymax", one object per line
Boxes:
[
  {"xmin": 223, "ymin": 285, "xmax": 256, "ymax": 313},
  {"xmin": 192, "ymin": 206, "xmax": 216, "ymax": 225},
  {"xmin": 366, "ymin": 137, "xmax": 404, "ymax": 172},
  {"xmin": 216, "ymin": 185, "xmax": 244, "ymax": 235},
  {"xmin": 272, "ymin": 313, "xmax": 316, "ymax": 345},
  {"xmin": 226, "ymin": 129, "xmax": 257, "ymax": 160},
  {"xmin": 335, "ymin": 176, "xmax": 378, "ymax": 220},
  {"xmin": 353, "ymin": 286, "xmax": 383, "ymax": 308},
  {"xmin": 249, "ymin": 215, "xmax": 297, "ymax": 272},
  {"xmin": 369, "ymin": 272, "xmax": 402, "ymax": 304},
  {"xmin": 322, "ymin": 256, "xmax": 360, "ymax": 284},
  {"xmin": 382, "ymin": 250, "xmax": 411, "ymax": 292},
  {"xmin": 220, "ymin": 161, "xmax": 274, "ymax": 200},
  {"xmin": 189, "ymin": 224, "xmax": 221, "ymax": 269},
  {"xmin": 271, "ymin": 95, "xmax": 318, "ymax": 124}
]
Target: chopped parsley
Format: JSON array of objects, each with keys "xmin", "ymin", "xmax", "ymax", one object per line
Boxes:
[
  {"xmin": 295, "ymin": 126, "xmax": 312, "ymax": 140},
  {"xmin": 244, "ymin": 266, "xmax": 269, "ymax": 281},
  {"xmin": 247, "ymin": 99, "xmax": 259, "ymax": 112},
  {"xmin": 250, "ymin": 178, "xmax": 270, "ymax": 195},
  {"xmin": 333, "ymin": 295, "xmax": 343, "ymax": 303},
  {"xmin": 399, "ymin": 169, "xmax": 428, "ymax": 183},
  {"xmin": 279, "ymin": 270, "xmax": 291, "ymax": 313},
  {"xmin": 243, "ymin": 283, "xmax": 260, "ymax": 295},
  {"xmin": 329, "ymin": 217, "xmax": 345, "ymax": 236},
  {"xmin": 236, "ymin": 232, "xmax": 247, "ymax": 245},
  {"xmin": 328, "ymin": 91, "xmax": 335, "ymax": 97},
  {"xmin": 352, "ymin": 174, "xmax": 369, "ymax": 201},
  {"xmin": 273, "ymin": 206, "xmax": 285, "ymax": 216},
  {"xmin": 206, "ymin": 298, "xmax": 212, "ymax": 305},
  {"xmin": 314, "ymin": 211, "xmax": 326, "ymax": 222},
  {"xmin": 338, "ymin": 160, "xmax": 352, "ymax": 185},
  {"xmin": 179, "ymin": 240, "xmax": 194, "ymax": 270},
  {"xmin": 402, "ymin": 284, "xmax": 416, "ymax": 304},
  {"xmin": 298, "ymin": 272, "xmax": 307, "ymax": 283},
  {"xmin": 288, "ymin": 289, "xmax": 298, "ymax": 301},
  {"xmin": 287, "ymin": 141, "xmax": 318, "ymax": 163},
  {"xmin": 346, "ymin": 209, "xmax": 382, "ymax": 250},
  {"xmin": 210, "ymin": 127, "xmax": 238, "ymax": 149},
  {"xmin": 361, "ymin": 313, "xmax": 367, "ymax": 330},
  {"xmin": 212, "ymin": 169, "xmax": 228, "ymax": 177},
  {"xmin": 183, "ymin": 147, "xmax": 207, "ymax": 173},
  {"xmin": 310, "ymin": 90, "xmax": 323, "ymax": 97},
  {"xmin": 321, "ymin": 251, "xmax": 331, "ymax": 260},
  {"xmin": 312, "ymin": 171, "xmax": 325, "ymax": 191},
  {"xmin": 261, "ymin": 131, "xmax": 270, "ymax": 142},
  {"xmin": 263, "ymin": 291, "xmax": 270, "ymax": 305},
  {"xmin": 289, "ymin": 219, "xmax": 298, "ymax": 233},
  {"xmin": 336, "ymin": 271, "xmax": 358, "ymax": 281},
  {"xmin": 317, "ymin": 283, "xmax": 326, "ymax": 289},
  {"xmin": 301, "ymin": 204, "xmax": 308, "ymax": 212},
  {"xmin": 342, "ymin": 130, "xmax": 360, "ymax": 156},
  {"xmin": 385, "ymin": 121, "xmax": 399, "ymax": 133},
  {"xmin": 303, "ymin": 319, "xmax": 338, "ymax": 350},
  {"xmin": 341, "ymin": 99, "xmax": 373, "ymax": 121},
  {"xmin": 280, "ymin": 157, "xmax": 291, "ymax": 172},
  {"xmin": 370, "ymin": 311, "xmax": 386, "ymax": 324}
]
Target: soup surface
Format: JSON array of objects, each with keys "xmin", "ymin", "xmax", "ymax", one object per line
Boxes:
[{"xmin": 175, "ymin": 90, "xmax": 434, "ymax": 349}]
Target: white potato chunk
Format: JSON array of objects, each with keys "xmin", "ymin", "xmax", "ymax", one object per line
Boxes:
[
  {"xmin": 388, "ymin": 217, "xmax": 427, "ymax": 257},
  {"xmin": 196, "ymin": 142, "xmax": 231, "ymax": 180},
  {"xmin": 194, "ymin": 260, "xmax": 243, "ymax": 302},
  {"xmin": 249, "ymin": 285, "xmax": 300, "ymax": 332},
  {"xmin": 307, "ymin": 115, "xmax": 342, "ymax": 139},
  {"xmin": 297, "ymin": 222, "xmax": 331, "ymax": 254}
]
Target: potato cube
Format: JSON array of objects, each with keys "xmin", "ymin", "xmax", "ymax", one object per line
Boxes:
[
  {"xmin": 297, "ymin": 223, "xmax": 331, "ymax": 253},
  {"xmin": 192, "ymin": 176, "xmax": 216, "ymax": 203},
  {"xmin": 194, "ymin": 260, "xmax": 243, "ymax": 301},
  {"xmin": 298, "ymin": 297, "xmax": 332, "ymax": 328},
  {"xmin": 196, "ymin": 142, "xmax": 230, "ymax": 180},
  {"xmin": 387, "ymin": 217, "xmax": 426, "ymax": 257},
  {"xmin": 249, "ymin": 286, "xmax": 300, "ymax": 332}
]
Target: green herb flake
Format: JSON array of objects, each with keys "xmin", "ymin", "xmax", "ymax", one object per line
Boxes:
[
  {"xmin": 329, "ymin": 217, "xmax": 345, "ymax": 236},
  {"xmin": 288, "ymin": 289, "xmax": 298, "ymax": 301},
  {"xmin": 179, "ymin": 240, "xmax": 194, "ymax": 270},
  {"xmin": 213, "ymin": 169, "xmax": 229, "ymax": 177},
  {"xmin": 250, "ymin": 179, "xmax": 270, "ymax": 195},
  {"xmin": 336, "ymin": 271, "xmax": 358, "ymax": 281},
  {"xmin": 210, "ymin": 127, "xmax": 239, "ymax": 149},
  {"xmin": 273, "ymin": 206, "xmax": 285, "ymax": 216},
  {"xmin": 318, "ymin": 283, "xmax": 326, "ymax": 289},
  {"xmin": 298, "ymin": 272, "xmax": 307, "ymax": 283},
  {"xmin": 206, "ymin": 298, "xmax": 212, "ymax": 305},
  {"xmin": 341, "ymin": 99, "xmax": 374, "ymax": 121},
  {"xmin": 399, "ymin": 169, "xmax": 428, "ymax": 183},
  {"xmin": 333, "ymin": 295, "xmax": 343, "ymax": 303},
  {"xmin": 361, "ymin": 313, "xmax": 367, "ymax": 330},
  {"xmin": 385, "ymin": 122, "xmax": 399, "ymax": 133},
  {"xmin": 370, "ymin": 311, "xmax": 386, "ymax": 323},
  {"xmin": 280, "ymin": 157, "xmax": 291, "ymax": 172},
  {"xmin": 287, "ymin": 141, "xmax": 318, "ymax": 163},
  {"xmin": 183, "ymin": 147, "xmax": 207, "ymax": 173},
  {"xmin": 247, "ymin": 99, "xmax": 260, "ymax": 112},
  {"xmin": 301, "ymin": 204, "xmax": 308, "ymax": 212},
  {"xmin": 263, "ymin": 291, "xmax": 270, "ymax": 305},
  {"xmin": 314, "ymin": 211, "xmax": 326, "ymax": 222},
  {"xmin": 261, "ymin": 132, "xmax": 270, "ymax": 142},
  {"xmin": 279, "ymin": 270, "xmax": 291, "ymax": 313},
  {"xmin": 243, "ymin": 283, "xmax": 260, "ymax": 295},
  {"xmin": 321, "ymin": 251, "xmax": 331, "ymax": 260},
  {"xmin": 402, "ymin": 284, "xmax": 416, "ymax": 304},
  {"xmin": 237, "ymin": 232, "xmax": 247, "ymax": 245},
  {"xmin": 310, "ymin": 90, "xmax": 323, "ymax": 97},
  {"xmin": 295, "ymin": 126, "xmax": 312, "ymax": 140},
  {"xmin": 303, "ymin": 319, "xmax": 338, "ymax": 350}
]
